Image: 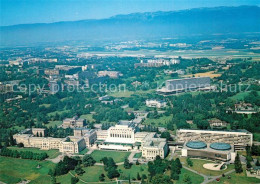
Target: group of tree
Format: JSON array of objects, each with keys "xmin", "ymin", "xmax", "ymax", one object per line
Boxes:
[
  {"xmin": 148, "ymin": 156, "xmax": 168, "ymax": 179},
  {"xmin": 234, "ymin": 154, "xmax": 243, "ymax": 173},
  {"xmin": 51, "ymin": 156, "xmax": 79, "ymax": 176},
  {"xmin": 170, "ymin": 158, "xmax": 182, "ymax": 180},
  {"xmin": 0, "ymin": 147, "xmax": 48, "ymax": 160},
  {"xmin": 101, "ymin": 157, "xmax": 120, "ymax": 179},
  {"xmin": 82, "ymin": 155, "xmax": 96, "ymax": 167},
  {"xmin": 186, "ymin": 157, "xmax": 193, "ymax": 167},
  {"xmin": 123, "ymin": 158, "xmax": 132, "ymax": 169}
]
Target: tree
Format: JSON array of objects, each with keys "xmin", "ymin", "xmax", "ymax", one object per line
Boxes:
[
  {"xmin": 99, "ymin": 173, "xmax": 105, "ymax": 181},
  {"xmin": 9, "ymin": 133, "xmax": 15, "ymax": 146},
  {"xmin": 234, "ymin": 154, "xmax": 243, "ymax": 173},
  {"xmin": 160, "ymin": 131, "xmax": 171, "ymax": 141},
  {"xmin": 136, "ymin": 160, "xmax": 140, "ymax": 165},
  {"xmin": 71, "ymin": 177, "xmax": 79, "ymax": 184},
  {"xmin": 137, "ymin": 172, "xmax": 141, "ymax": 180},
  {"xmin": 51, "ymin": 175, "xmax": 56, "ymax": 184},
  {"xmin": 75, "ymin": 164, "xmax": 85, "ymax": 176},
  {"xmin": 124, "ymin": 158, "xmax": 132, "ymax": 169},
  {"xmin": 246, "ymin": 158, "xmax": 252, "ymax": 169},
  {"xmin": 82, "ymin": 155, "xmax": 96, "ymax": 167},
  {"xmin": 151, "ymin": 174, "xmax": 173, "ymax": 184},
  {"xmin": 256, "ymin": 159, "xmax": 260, "ymax": 166},
  {"xmin": 17, "ymin": 143, "xmax": 24, "ymax": 147},
  {"xmin": 107, "ymin": 167, "xmax": 120, "ymax": 179},
  {"xmin": 183, "ymin": 174, "xmax": 192, "ymax": 184},
  {"xmin": 186, "ymin": 157, "xmax": 193, "ymax": 167}
]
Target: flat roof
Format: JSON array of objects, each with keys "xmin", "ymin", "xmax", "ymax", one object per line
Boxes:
[{"xmin": 178, "ymin": 129, "xmax": 252, "ymax": 135}]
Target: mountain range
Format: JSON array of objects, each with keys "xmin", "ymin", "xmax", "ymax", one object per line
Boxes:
[{"xmin": 0, "ymin": 6, "xmax": 260, "ymax": 46}]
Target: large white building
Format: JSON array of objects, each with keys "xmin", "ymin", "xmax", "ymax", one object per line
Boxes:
[
  {"xmin": 177, "ymin": 129, "xmax": 253, "ymax": 150},
  {"xmin": 97, "ymin": 121, "xmax": 168, "ymax": 160},
  {"xmin": 13, "ymin": 133, "xmax": 86, "ymax": 154},
  {"xmin": 146, "ymin": 99, "xmax": 167, "ymax": 108}
]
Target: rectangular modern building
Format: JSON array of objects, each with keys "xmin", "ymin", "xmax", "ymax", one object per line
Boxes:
[
  {"xmin": 176, "ymin": 129, "xmax": 253, "ymax": 150},
  {"xmin": 158, "ymin": 77, "xmax": 211, "ymax": 95}
]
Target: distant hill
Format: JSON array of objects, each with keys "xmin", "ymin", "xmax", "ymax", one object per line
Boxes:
[{"xmin": 1, "ymin": 6, "xmax": 260, "ymax": 46}]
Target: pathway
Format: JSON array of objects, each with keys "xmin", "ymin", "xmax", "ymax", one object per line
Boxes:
[
  {"xmin": 183, "ymin": 165, "xmax": 235, "ymax": 184},
  {"xmin": 46, "ymin": 154, "xmax": 64, "ymax": 163}
]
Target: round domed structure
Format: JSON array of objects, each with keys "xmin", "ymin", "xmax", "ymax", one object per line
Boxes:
[
  {"xmin": 210, "ymin": 143, "xmax": 231, "ymax": 151},
  {"xmin": 186, "ymin": 141, "xmax": 207, "ymax": 149}
]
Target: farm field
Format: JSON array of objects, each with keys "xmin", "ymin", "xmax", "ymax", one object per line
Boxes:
[{"xmin": 183, "ymin": 71, "xmax": 222, "ymax": 78}]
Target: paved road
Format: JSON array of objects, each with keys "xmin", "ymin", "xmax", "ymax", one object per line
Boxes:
[
  {"xmin": 183, "ymin": 165, "xmax": 236, "ymax": 184},
  {"xmin": 203, "ymin": 169, "xmax": 235, "ymax": 184}
]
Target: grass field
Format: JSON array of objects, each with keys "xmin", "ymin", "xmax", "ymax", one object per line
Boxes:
[
  {"xmin": 230, "ymin": 91, "xmax": 260, "ymax": 101},
  {"xmin": 209, "ymin": 167, "xmax": 260, "ymax": 184},
  {"xmin": 109, "ymin": 90, "xmax": 135, "ymax": 98},
  {"xmin": 47, "ymin": 109, "xmax": 70, "ymax": 116},
  {"xmin": 185, "ymin": 159, "xmax": 235, "ymax": 176},
  {"xmin": 133, "ymin": 152, "xmax": 142, "ymax": 158},
  {"xmin": 72, "ymin": 165, "xmax": 111, "ymax": 182},
  {"xmin": 8, "ymin": 147, "xmax": 60, "ymax": 159},
  {"xmin": 80, "ymin": 114, "xmax": 94, "ymax": 122},
  {"xmin": 0, "ymin": 156, "xmax": 55, "ymax": 184},
  {"xmin": 91, "ymin": 150, "xmax": 130, "ymax": 163},
  {"xmin": 46, "ymin": 120, "xmax": 62, "ymax": 128},
  {"xmin": 118, "ymin": 164, "xmax": 149, "ymax": 180},
  {"xmin": 176, "ymin": 168, "xmax": 204, "ymax": 184},
  {"xmin": 143, "ymin": 115, "xmax": 173, "ymax": 127}
]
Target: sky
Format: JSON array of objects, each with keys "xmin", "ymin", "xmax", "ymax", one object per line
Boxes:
[{"xmin": 0, "ymin": 0, "xmax": 259, "ymax": 26}]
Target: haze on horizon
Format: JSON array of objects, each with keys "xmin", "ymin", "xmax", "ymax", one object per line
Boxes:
[{"xmin": 0, "ymin": 0, "xmax": 260, "ymax": 26}]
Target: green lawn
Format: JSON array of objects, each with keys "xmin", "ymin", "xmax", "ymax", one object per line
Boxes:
[
  {"xmin": 209, "ymin": 167, "xmax": 260, "ymax": 184},
  {"xmin": 0, "ymin": 156, "xmax": 55, "ymax": 184},
  {"xmin": 229, "ymin": 91, "xmax": 260, "ymax": 101},
  {"xmin": 47, "ymin": 109, "xmax": 70, "ymax": 116},
  {"xmin": 56, "ymin": 173, "xmax": 72, "ymax": 184},
  {"xmin": 80, "ymin": 114, "xmax": 94, "ymax": 122},
  {"xmin": 109, "ymin": 90, "xmax": 135, "ymax": 98},
  {"xmin": 73, "ymin": 165, "xmax": 111, "ymax": 182},
  {"xmin": 46, "ymin": 120, "xmax": 62, "ymax": 128},
  {"xmin": 133, "ymin": 152, "xmax": 142, "ymax": 158},
  {"xmin": 8, "ymin": 146, "xmax": 60, "ymax": 159},
  {"xmin": 118, "ymin": 164, "xmax": 148, "ymax": 180},
  {"xmin": 143, "ymin": 115, "xmax": 173, "ymax": 127},
  {"xmin": 91, "ymin": 150, "xmax": 130, "ymax": 163},
  {"xmin": 176, "ymin": 168, "xmax": 204, "ymax": 184},
  {"xmin": 184, "ymin": 159, "xmax": 235, "ymax": 176}
]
